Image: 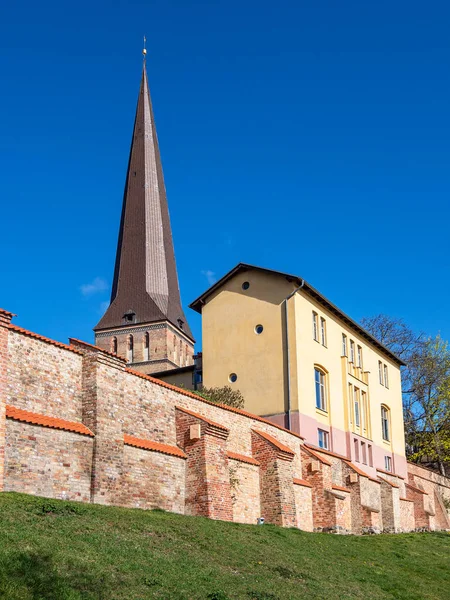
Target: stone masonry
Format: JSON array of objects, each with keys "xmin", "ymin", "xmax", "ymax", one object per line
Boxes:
[{"xmin": 1, "ymin": 311, "xmax": 449, "ymax": 533}]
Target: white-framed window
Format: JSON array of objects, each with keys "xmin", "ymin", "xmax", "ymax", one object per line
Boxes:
[
  {"xmin": 378, "ymin": 361, "xmax": 384, "ymax": 385},
  {"xmin": 381, "ymin": 405, "xmax": 390, "ymax": 441},
  {"xmin": 385, "ymin": 456, "xmax": 392, "ymax": 472},
  {"xmin": 320, "ymin": 317, "xmax": 327, "ymax": 346},
  {"xmin": 342, "ymin": 334, "xmax": 347, "ymax": 357},
  {"xmin": 384, "ymin": 364, "xmax": 389, "ymax": 388},
  {"xmin": 350, "ymin": 340, "xmax": 355, "ymax": 363},
  {"xmin": 357, "ymin": 345, "xmax": 363, "ymax": 369},
  {"xmin": 318, "ymin": 429, "xmax": 329, "ymax": 450},
  {"xmin": 354, "ymin": 387, "xmax": 360, "ymax": 427},
  {"xmin": 312, "ymin": 311, "xmax": 319, "ymax": 341},
  {"xmin": 315, "ymin": 367, "xmax": 327, "ymax": 411},
  {"xmin": 348, "ymin": 383, "xmax": 353, "ymax": 425},
  {"xmin": 361, "ymin": 391, "xmax": 368, "ymax": 431}
]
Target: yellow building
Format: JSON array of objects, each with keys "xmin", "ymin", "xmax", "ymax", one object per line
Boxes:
[{"xmin": 190, "ymin": 263, "xmax": 407, "ymax": 478}]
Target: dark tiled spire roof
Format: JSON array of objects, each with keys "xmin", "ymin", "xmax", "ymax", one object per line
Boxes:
[{"xmin": 95, "ymin": 62, "xmax": 193, "ymax": 340}]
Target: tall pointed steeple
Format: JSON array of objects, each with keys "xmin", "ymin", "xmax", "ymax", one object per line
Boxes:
[{"xmin": 94, "ymin": 55, "xmax": 194, "ymax": 373}]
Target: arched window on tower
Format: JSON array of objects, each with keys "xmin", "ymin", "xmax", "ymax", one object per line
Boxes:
[
  {"xmin": 179, "ymin": 339, "xmax": 183, "ymax": 364},
  {"xmin": 143, "ymin": 332, "xmax": 150, "ymax": 361},
  {"xmin": 111, "ymin": 336, "xmax": 118, "ymax": 354},
  {"xmin": 127, "ymin": 334, "xmax": 134, "ymax": 363}
]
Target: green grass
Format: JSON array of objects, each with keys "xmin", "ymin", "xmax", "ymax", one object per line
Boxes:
[{"xmin": 0, "ymin": 493, "xmax": 449, "ymax": 599}]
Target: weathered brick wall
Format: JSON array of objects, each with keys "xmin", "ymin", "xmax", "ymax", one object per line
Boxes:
[
  {"xmin": 3, "ymin": 320, "xmax": 450, "ymax": 534},
  {"xmin": 400, "ymin": 499, "xmax": 415, "ymax": 531},
  {"xmin": 0, "ymin": 310, "xmax": 13, "ymax": 490},
  {"xmin": 5, "ymin": 420, "xmax": 93, "ymax": 502}
]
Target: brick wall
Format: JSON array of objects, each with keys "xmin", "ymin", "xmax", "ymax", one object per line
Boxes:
[{"xmin": 2, "ymin": 317, "xmax": 450, "ymax": 533}]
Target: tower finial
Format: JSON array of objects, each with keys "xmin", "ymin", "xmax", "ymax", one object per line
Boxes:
[{"xmin": 142, "ymin": 35, "xmax": 147, "ymax": 58}]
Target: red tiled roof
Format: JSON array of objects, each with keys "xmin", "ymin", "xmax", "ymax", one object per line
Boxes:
[
  {"xmin": 405, "ymin": 481, "xmax": 428, "ymax": 495},
  {"xmin": 378, "ymin": 476, "xmax": 400, "ymax": 489},
  {"xmin": 304, "ymin": 443, "xmax": 347, "ymax": 461},
  {"xmin": 6, "ymin": 405, "xmax": 94, "ymax": 436},
  {"xmin": 0, "ymin": 308, "xmax": 16, "ymax": 317},
  {"xmin": 8, "ymin": 324, "xmax": 84, "ymax": 356},
  {"xmin": 293, "ymin": 478, "xmax": 312, "ymax": 488},
  {"xmin": 400, "ymin": 497, "xmax": 414, "ymax": 503},
  {"xmin": 227, "ymin": 452, "xmax": 260, "ymax": 466},
  {"xmin": 252, "ymin": 429, "xmax": 295, "ymax": 455},
  {"xmin": 376, "ymin": 467, "xmax": 405, "ymax": 479},
  {"xmin": 332, "ymin": 484, "xmax": 351, "ymax": 493},
  {"xmin": 126, "ymin": 368, "xmax": 305, "ymax": 440},
  {"xmin": 69, "ymin": 338, "xmax": 127, "ymax": 362},
  {"xmin": 344, "ymin": 461, "xmax": 381, "ymax": 484},
  {"xmin": 176, "ymin": 406, "xmax": 229, "ymax": 431},
  {"xmin": 301, "ymin": 445, "xmax": 332, "ymax": 466},
  {"xmin": 123, "ymin": 434, "xmax": 186, "ymax": 458}
]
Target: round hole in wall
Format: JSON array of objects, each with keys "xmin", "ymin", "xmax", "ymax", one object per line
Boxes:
[
  {"xmin": 242, "ymin": 281, "xmax": 250, "ymax": 290},
  {"xmin": 255, "ymin": 324, "xmax": 264, "ymax": 335},
  {"xmin": 229, "ymin": 373, "xmax": 238, "ymax": 383}
]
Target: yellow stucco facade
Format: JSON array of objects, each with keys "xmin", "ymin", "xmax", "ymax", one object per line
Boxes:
[{"xmin": 192, "ymin": 264, "xmax": 407, "ymax": 478}]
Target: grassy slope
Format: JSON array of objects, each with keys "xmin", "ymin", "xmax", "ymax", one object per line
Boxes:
[{"xmin": 0, "ymin": 494, "xmax": 449, "ymax": 600}]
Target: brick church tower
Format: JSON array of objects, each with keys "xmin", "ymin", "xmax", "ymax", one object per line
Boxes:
[{"xmin": 94, "ymin": 57, "xmax": 194, "ymax": 374}]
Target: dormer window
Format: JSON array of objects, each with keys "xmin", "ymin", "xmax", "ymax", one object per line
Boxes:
[
  {"xmin": 177, "ymin": 318, "xmax": 184, "ymax": 330},
  {"xmin": 123, "ymin": 310, "xmax": 136, "ymax": 324}
]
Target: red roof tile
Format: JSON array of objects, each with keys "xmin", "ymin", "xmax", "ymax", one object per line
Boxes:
[
  {"xmin": 301, "ymin": 445, "xmax": 332, "ymax": 466},
  {"xmin": 304, "ymin": 443, "xmax": 348, "ymax": 461},
  {"xmin": 405, "ymin": 482, "xmax": 428, "ymax": 495},
  {"xmin": 293, "ymin": 478, "xmax": 312, "ymax": 488},
  {"xmin": 252, "ymin": 429, "xmax": 295, "ymax": 455},
  {"xmin": 378, "ymin": 476, "xmax": 400, "ymax": 489},
  {"xmin": 8, "ymin": 325, "xmax": 83, "ymax": 355},
  {"xmin": 125, "ymin": 368, "xmax": 305, "ymax": 440},
  {"xmin": 332, "ymin": 484, "xmax": 351, "ymax": 493},
  {"xmin": 69, "ymin": 338, "xmax": 127, "ymax": 361},
  {"xmin": 227, "ymin": 452, "xmax": 260, "ymax": 466},
  {"xmin": 6, "ymin": 405, "xmax": 94, "ymax": 436},
  {"xmin": 344, "ymin": 461, "xmax": 381, "ymax": 483},
  {"xmin": 400, "ymin": 497, "xmax": 414, "ymax": 503},
  {"xmin": 123, "ymin": 434, "xmax": 186, "ymax": 458},
  {"xmin": 176, "ymin": 406, "xmax": 229, "ymax": 431},
  {"xmin": 376, "ymin": 467, "xmax": 405, "ymax": 479},
  {"xmin": 0, "ymin": 308, "xmax": 16, "ymax": 317}
]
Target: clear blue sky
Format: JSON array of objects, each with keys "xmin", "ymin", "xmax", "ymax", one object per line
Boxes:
[{"xmin": 1, "ymin": 1, "xmax": 449, "ymax": 348}]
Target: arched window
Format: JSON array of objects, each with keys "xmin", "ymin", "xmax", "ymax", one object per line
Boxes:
[
  {"xmin": 111, "ymin": 336, "xmax": 118, "ymax": 354},
  {"xmin": 127, "ymin": 334, "xmax": 134, "ymax": 363},
  {"xmin": 381, "ymin": 405, "xmax": 390, "ymax": 441},
  {"xmin": 314, "ymin": 367, "xmax": 327, "ymax": 411},
  {"xmin": 143, "ymin": 332, "xmax": 149, "ymax": 361}
]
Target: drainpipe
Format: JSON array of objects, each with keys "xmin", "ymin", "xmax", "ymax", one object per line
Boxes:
[{"xmin": 284, "ymin": 280, "xmax": 305, "ymax": 431}]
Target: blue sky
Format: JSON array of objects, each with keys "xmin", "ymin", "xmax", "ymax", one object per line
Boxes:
[{"xmin": 1, "ymin": 0, "xmax": 449, "ymax": 347}]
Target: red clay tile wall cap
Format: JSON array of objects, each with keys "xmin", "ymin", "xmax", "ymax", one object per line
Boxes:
[
  {"xmin": 8, "ymin": 324, "xmax": 84, "ymax": 355},
  {"xmin": 344, "ymin": 460, "xmax": 381, "ymax": 484},
  {"xmin": 377, "ymin": 476, "xmax": 400, "ymax": 489},
  {"xmin": 376, "ymin": 467, "xmax": 405, "ymax": 480},
  {"xmin": 69, "ymin": 338, "xmax": 127, "ymax": 362},
  {"xmin": 6, "ymin": 405, "xmax": 94, "ymax": 436},
  {"xmin": 400, "ymin": 497, "xmax": 415, "ymax": 502},
  {"xmin": 0, "ymin": 308, "xmax": 16, "ymax": 317},
  {"xmin": 125, "ymin": 368, "xmax": 305, "ymax": 440},
  {"xmin": 304, "ymin": 443, "xmax": 348, "ymax": 461},
  {"xmin": 332, "ymin": 484, "xmax": 351, "ymax": 493},
  {"xmin": 301, "ymin": 445, "xmax": 332, "ymax": 466},
  {"xmin": 405, "ymin": 481, "xmax": 428, "ymax": 495},
  {"xmin": 252, "ymin": 429, "xmax": 295, "ymax": 455},
  {"xmin": 293, "ymin": 478, "xmax": 313, "ymax": 488},
  {"xmin": 227, "ymin": 452, "xmax": 260, "ymax": 466},
  {"xmin": 124, "ymin": 434, "xmax": 186, "ymax": 459},
  {"xmin": 176, "ymin": 406, "xmax": 229, "ymax": 431}
]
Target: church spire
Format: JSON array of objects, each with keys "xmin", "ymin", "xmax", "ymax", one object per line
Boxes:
[{"xmin": 95, "ymin": 54, "xmax": 194, "ymax": 356}]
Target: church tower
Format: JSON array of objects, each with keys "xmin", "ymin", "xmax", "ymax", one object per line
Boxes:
[{"xmin": 94, "ymin": 55, "xmax": 194, "ymax": 374}]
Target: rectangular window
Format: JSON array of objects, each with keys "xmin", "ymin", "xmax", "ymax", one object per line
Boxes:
[
  {"xmin": 350, "ymin": 340, "xmax": 355, "ymax": 363},
  {"xmin": 384, "ymin": 364, "xmax": 389, "ymax": 388},
  {"xmin": 354, "ymin": 438, "xmax": 360, "ymax": 462},
  {"xmin": 357, "ymin": 345, "xmax": 363, "ymax": 369},
  {"xmin": 342, "ymin": 334, "xmax": 347, "ymax": 357},
  {"xmin": 361, "ymin": 391, "xmax": 367, "ymax": 431},
  {"xmin": 385, "ymin": 456, "xmax": 392, "ymax": 472},
  {"xmin": 354, "ymin": 387, "xmax": 360, "ymax": 427},
  {"xmin": 312, "ymin": 311, "xmax": 319, "ymax": 341},
  {"xmin": 320, "ymin": 317, "xmax": 327, "ymax": 346},
  {"xmin": 318, "ymin": 429, "xmax": 329, "ymax": 450},
  {"xmin": 348, "ymin": 383, "xmax": 353, "ymax": 424},
  {"xmin": 361, "ymin": 442, "xmax": 367, "ymax": 465},
  {"xmin": 378, "ymin": 361, "xmax": 384, "ymax": 385},
  {"xmin": 381, "ymin": 406, "xmax": 390, "ymax": 441},
  {"xmin": 368, "ymin": 444, "xmax": 373, "ymax": 467},
  {"xmin": 315, "ymin": 368, "xmax": 326, "ymax": 411}
]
